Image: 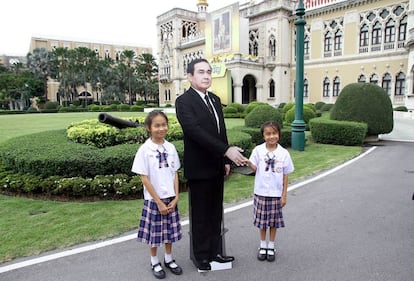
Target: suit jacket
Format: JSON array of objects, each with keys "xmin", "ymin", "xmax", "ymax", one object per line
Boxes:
[{"xmin": 175, "ymin": 87, "xmax": 229, "ymax": 180}]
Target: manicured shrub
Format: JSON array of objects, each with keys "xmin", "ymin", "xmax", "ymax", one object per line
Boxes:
[
  {"xmin": 227, "ymin": 103, "xmax": 245, "ymax": 113},
  {"xmin": 320, "ymin": 103, "xmax": 333, "ymax": 112},
  {"xmin": 244, "ymin": 101, "xmax": 267, "ymax": 114},
  {"xmin": 394, "ymin": 106, "xmax": 408, "ymax": 112},
  {"xmin": 315, "ymin": 101, "xmax": 326, "ymax": 110},
  {"xmin": 330, "ymin": 83, "xmax": 393, "ymax": 135},
  {"xmin": 245, "ymin": 104, "xmax": 283, "ymax": 128},
  {"xmin": 284, "ymin": 105, "xmax": 316, "ymax": 130},
  {"xmin": 309, "ymin": 117, "xmax": 367, "ymax": 146}
]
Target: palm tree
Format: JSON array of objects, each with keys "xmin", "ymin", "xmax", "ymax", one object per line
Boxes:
[
  {"xmin": 136, "ymin": 53, "xmax": 158, "ymax": 103},
  {"xmin": 27, "ymin": 48, "xmax": 51, "ymax": 102},
  {"xmin": 120, "ymin": 50, "xmax": 137, "ymax": 105}
]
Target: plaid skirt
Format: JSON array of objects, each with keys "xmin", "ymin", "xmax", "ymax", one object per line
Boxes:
[
  {"xmin": 137, "ymin": 197, "xmax": 182, "ymax": 247},
  {"xmin": 253, "ymin": 194, "xmax": 285, "ymax": 229}
]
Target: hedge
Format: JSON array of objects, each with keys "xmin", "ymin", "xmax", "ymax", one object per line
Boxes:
[{"xmin": 309, "ymin": 118, "xmax": 367, "ymax": 146}]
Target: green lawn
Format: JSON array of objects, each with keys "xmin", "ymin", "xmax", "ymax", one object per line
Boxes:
[{"xmin": 0, "ymin": 113, "xmax": 362, "ymax": 263}]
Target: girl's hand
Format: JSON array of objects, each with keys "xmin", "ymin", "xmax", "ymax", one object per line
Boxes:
[
  {"xmin": 157, "ymin": 201, "xmax": 169, "ymax": 215},
  {"xmin": 167, "ymin": 197, "xmax": 178, "ymax": 212},
  {"xmin": 281, "ymin": 196, "xmax": 287, "ymax": 207}
]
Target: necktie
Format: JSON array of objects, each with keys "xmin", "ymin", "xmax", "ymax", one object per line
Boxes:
[{"xmin": 204, "ymin": 94, "xmax": 214, "ymax": 115}]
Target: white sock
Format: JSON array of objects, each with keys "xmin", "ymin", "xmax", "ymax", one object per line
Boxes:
[
  {"xmin": 164, "ymin": 253, "xmax": 173, "ymax": 263},
  {"xmin": 268, "ymin": 241, "xmax": 275, "ymax": 249},
  {"xmin": 151, "ymin": 256, "xmax": 160, "ymax": 266},
  {"xmin": 165, "ymin": 254, "xmax": 178, "ymax": 268},
  {"xmin": 260, "ymin": 240, "xmax": 267, "ymax": 249}
]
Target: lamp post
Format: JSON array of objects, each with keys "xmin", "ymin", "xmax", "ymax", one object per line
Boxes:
[{"xmin": 291, "ymin": 0, "xmax": 306, "ymax": 151}]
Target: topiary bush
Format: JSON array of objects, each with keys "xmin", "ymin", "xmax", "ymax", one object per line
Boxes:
[
  {"xmin": 309, "ymin": 117, "xmax": 367, "ymax": 146},
  {"xmin": 244, "ymin": 101, "xmax": 267, "ymax": 115},
  {"xmin": 284, "ymin": 105, "xmax": 316, "ymax": 130},
  {"xmin": 315, "ymin": 101, "xmax": 326, "ymax": 111},
  {"xmin": 394, "ymin": 106, "xmax": 408, "ymax": 112},
  {"xmin": 244, "ymin": 104, "xmax": 284, "ymax": 128},
  {"xmin": 330, "ymin": 83, "xmax": 393, "ymax": 135}
]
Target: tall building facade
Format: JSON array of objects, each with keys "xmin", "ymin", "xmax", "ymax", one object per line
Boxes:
[
  {"xmin": 157, "ymin": 0, "xmax": 413, "ymax": 110},
  {"xmin": 29, "ymin": 36, "xmax": 152, "ymax": 103}
]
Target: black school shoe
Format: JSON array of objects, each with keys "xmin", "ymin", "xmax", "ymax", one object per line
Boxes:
[
  {"xmin": 151, "ymin": 263, "xmax": 166, "ymax": 279},
  {"xmin": 266, "ymin": 248, "xmax": 276, "ymax": 262},
  {"xmin": 164, "ymin": 260, "xmax": 183, "ymax": 275},
  {"xmin": 257, "ymin": 248, "xmax": 267, "ymax": 261}
]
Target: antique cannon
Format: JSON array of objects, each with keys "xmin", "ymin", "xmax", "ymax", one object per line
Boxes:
[{"xmin": 98, "ymin": 112, "xmax": 142, "ymax": 129}]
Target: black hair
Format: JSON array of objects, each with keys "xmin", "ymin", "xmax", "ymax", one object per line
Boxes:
[
  {"xmin": 260, "ymin": 121, "xmax": 282, "ymax": 139},
  {"xmin": 187, "ymin": 58, "xmax": 210, "ymax": 75},
  {"xmin": 144, "ymin": 110, "xmax": 168, "ymax": 135}
]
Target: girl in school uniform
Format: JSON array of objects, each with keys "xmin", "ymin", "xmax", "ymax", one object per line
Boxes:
[
  {"xmin": 131, "ymin": 110, "xmax": 183, "ymax": 279},
  {"xmin": 246, "ymin": 121, "xmax": 294, "ymax": 262}
]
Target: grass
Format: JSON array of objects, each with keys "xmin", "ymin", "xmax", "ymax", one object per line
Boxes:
[{"xmin": 0, "ymin": 113, "xmax": 362, "ymax": 263}]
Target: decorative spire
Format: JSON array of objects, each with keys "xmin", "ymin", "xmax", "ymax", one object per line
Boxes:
[{"xmin": 197, "ymin": 0, "xmax": 208, "ymax": 13}]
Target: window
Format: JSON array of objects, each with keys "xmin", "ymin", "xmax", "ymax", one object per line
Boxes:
[
  {"xmin": 304, "ymin": 79, "xmax": 309, "ymax": 97},
  {"xmin": 370, "ymin": 74, "xmax": 379, "ymax": 85},
  {"xmin": 269, "ymin": 35, "xmax": 276, "ymax": 57},
  {"xmin": 384, "ymin": 19, "xmax": 395, "ymax": 43},
  {"xmin": 304, "ymin": 35, "xmax": 310, "ymax": 57},
  {"xmin": 382, "ymin": 73, "xmax": 392, "ymax": 95},
  {"xmin": 334, "ymin": 30, "xmax": 342, "ymax": 50},
  {"xmin": 372, "ymin": 21, "xmax": 382, "ymax": 45},
  {"xmin": 395, "ymin": 72, "xmax": 405, "ymax": 96},
  {"xmin": 399, "ymin": 16, "xmax": 407, "ymax": 42},
  {"xmin": 269, "ymin": 79, "xmax": 275, "ymax": 98},
  {"xmin": 358, "ymin": 74, "xmax": 366, "ymax": 83},
  {"xmin": 333, "ymin": 77, "xmax": 340, "ymax": 96},
  {"xmin": 359, "ymin": 24, "xmax": 369, "ymax": 50},
  {"xmin": 323, "ymin": 77, "xmax": 330, "ymax": 97},
  {"xmin": 249, "ymin": 29, "xmax": 259, "ymax": 56},
  {"xmin": 324, "ymin": 32, "xmax": 332, "ymax": 52}
]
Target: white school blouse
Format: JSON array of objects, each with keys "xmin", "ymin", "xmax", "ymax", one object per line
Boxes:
[
  {"xmin": 249, "ymin": 142, "xmax": 294, "ymax": 197},
  {"xmin": 131, "ymin": 138, "xmax": 181, "ymax": 200}
]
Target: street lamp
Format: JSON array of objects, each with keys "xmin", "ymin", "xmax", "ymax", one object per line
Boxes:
[{"xmin": 291, "ymin": 0, "xmax": 306, "ymax": 151}]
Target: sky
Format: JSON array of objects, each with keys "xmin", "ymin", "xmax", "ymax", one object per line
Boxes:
[{"xmin": 1, "ymin": 0, "xmax": 249, "ymax": 57}]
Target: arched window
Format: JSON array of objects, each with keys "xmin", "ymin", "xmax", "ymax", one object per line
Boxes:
[
  {"xmin": 249, "ymin": 29, "xmax": 259, "ymax": 56},
  {"xmin": 269, "ymin": 79, "xmax": 275, "ymax": 98},
  {"xmin": 360, "ymin": 24, "xmax": 369, "ymax": 47},
  {"xmin": 381, "ymin": 73, "xmax": 392, "ymax": 95},
  {"xmin": 395, "ymin": 72, "xmax": 405, "ymax": 96},
  {"xmin": 304, "ymin": 35, "xmax": 310, "ymax": 56},
  {"xmin": 358, "ymin": 74, "xmax": 366, "ymax": 83},
  {"xmin": 332, "ymin": 77, "xmax": 340, "ymax": 96},
  {"xmin": 334, "ymin": 30, "xmax": 343, "ymax": 51},
  {"xmin": 372, "ymin": 21, "xmax": 382, "ymax": 45},
  {"xmin": 370, "ymin": 74, "xmax": 379, "ymax": 85},
  {"xmin": 399, "ymin": 16, "xmax": 407, "ymax": 42},
  {"xmin": 323, "ymin": 77, "xmax": 330, "ymax": 97},
  {"xmin": 304, "ymin": 79, "xmax": 309, "ymax": 97},
  {"xmin": 269, "ymin": 35, "xmax": 276, "ymax": 57},
  {"xmin": 384, "ymin": 19, "xmax": 395, "ymax": 43},
  {"xmin": 324, "ymin": 32, "xmax": 332, "ymax": 52}
]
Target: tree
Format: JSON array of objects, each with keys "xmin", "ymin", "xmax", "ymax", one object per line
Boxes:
[
  {"xmin": 136, "ymin": 53, "xmax": 158, "ymax": 103},
  {"xmin": 27, "ymin": 48, "xmax": 51, "ymax": 101},
  {"xmin": 120, "ymin": 50, "xmax": 137, "ymax": 105}
]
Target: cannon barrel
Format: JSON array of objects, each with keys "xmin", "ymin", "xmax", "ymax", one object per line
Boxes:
[{"xmin": 98, "ymin": 112, "xmax": 141, "ymax": 129}]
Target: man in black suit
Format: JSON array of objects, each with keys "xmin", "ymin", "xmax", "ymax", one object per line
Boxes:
[{"xmin": 175, "ymin": 58, "xmax": 248, "ymax": 272}]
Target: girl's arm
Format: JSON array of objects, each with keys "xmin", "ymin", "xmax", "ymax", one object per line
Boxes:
[
  {"xmin": 281, "ymin": 174, "xmax": 288, "ymax": 207},
  {"xmin": 140, "ymin": 175, "xmax": 169, "ymax": 215},
  {"xmin": 167, "ymin": 171, "xmax": 180, "ymax": 211},
  {"xmin": 245, "ymin": 160, "xmax": 257, "ymax": 173}
]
